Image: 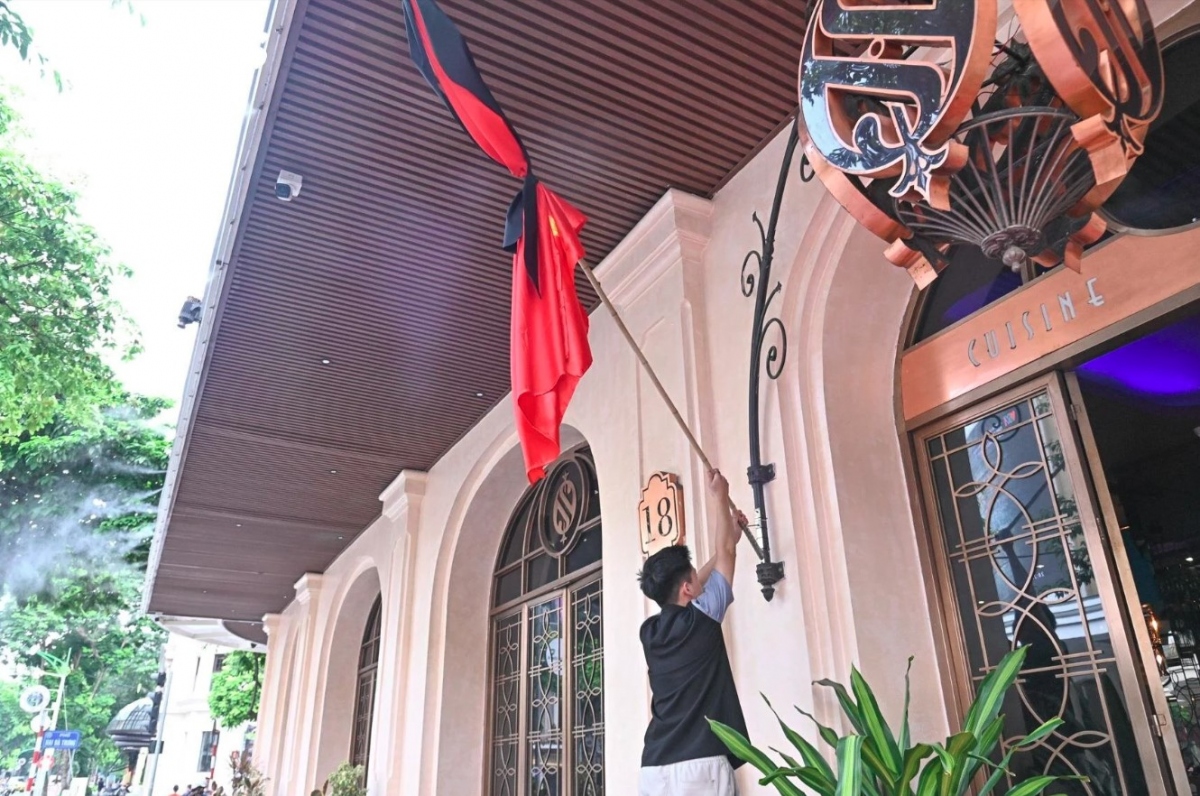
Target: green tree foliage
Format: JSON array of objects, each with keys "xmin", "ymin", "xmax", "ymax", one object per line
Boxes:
[
  {"xmin": 1, "ymin": 0, "xmax": 143, "ymax": 88},
  {"xmin": 209, "ymin": 652, "xmax": 265, "ymax": 729},
  {"xmin": 0, "ymin": 681, "xmax": 32, "ymax": 767},
  {"xmin": 0, "ymin": 394, "xmax": 169, "ymax": 593},
  {"xmin": 0, "ymin": 399, "xmax": 170, "ymax": 774},
  {"xmin": 0, "ymin": 91, "xmax": 136, "ymax": 450},
  {"xmin": 0, "ymin": 2, "xmax": 33, "ymax": 60},
  {"xmin": 0, "ymin": 0, "xmax": 55, "ymax": 88},
  {"xmin": 0, "ymin": 571, "xmax": 166, "ymax": 774},
  {"xmin": 1, "ymin": 5, "xmax": 159, "ymax": 774}
]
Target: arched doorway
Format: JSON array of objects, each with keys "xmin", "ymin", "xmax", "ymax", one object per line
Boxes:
[
  {"xmin": 488, "ymin": 445, "xmax": 604, "ymax": 796},
  {"xmin": 899, "ymin": 75, "xmax": 1200, "ymax": 788}
]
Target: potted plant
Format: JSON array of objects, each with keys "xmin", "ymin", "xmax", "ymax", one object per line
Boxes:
[
  {"xmin": 228, "ymin": 751, "xmax": 267, "ymax": 796},
  {"xmin": 710, "ymin": 647, "xmax": 1084, "ymax": 796},
  {"xmin": 311, "ymin": 763, "xmax": 366, "ymax": 796}
]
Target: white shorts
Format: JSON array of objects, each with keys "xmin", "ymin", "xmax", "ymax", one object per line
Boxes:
[{"xmin": 638, "ymin": 755, "xmax": 738, "ymax": 796}]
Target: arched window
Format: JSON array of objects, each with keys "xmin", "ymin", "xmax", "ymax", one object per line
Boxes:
[
  {"xmin": 490, "ymin": 446, "xmax": 604, "ymax": 796},
  {"xmin": 1101, "ymin": 26, "xmax": 1200, "ymax": 235},
  {"xmin": 351, "ymin": 596, "xmax": 382, "ymax": 772},
  {"xmin": 909, "ymin": 245, "xmax": 1026, "ymax": 343}
]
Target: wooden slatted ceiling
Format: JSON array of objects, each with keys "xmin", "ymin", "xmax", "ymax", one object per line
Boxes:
[{"xmin": 149, "ymin": 0, "xmax": 809, "ymax": 624}]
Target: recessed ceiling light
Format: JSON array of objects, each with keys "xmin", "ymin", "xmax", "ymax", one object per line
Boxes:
[
  {"xmin": 235, "ymin": 524, "xmax": 242, "ymax": 528},
  {"xmin": 475, "ymin": 391, "xmax": 485, "ymax": 398},
  {"xmin": 337, "ymin": 535, "xmax": 344, "ymax": 540},
  {"xmin": 320, "ymin": 358, "xmax": 331, "ymax": 365},
  {"xmin": 329, "ymin": 469, "xmax": 338, "ymax": 474},
  {"xmin": 1188, "ymin": 557, "xmax": 1195, "ymax": 563}
]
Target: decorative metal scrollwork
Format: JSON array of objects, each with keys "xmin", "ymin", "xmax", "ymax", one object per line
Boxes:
[
  {"xmin": 742, "ymin": 219, "xmax": 789, "ymax": 384},
  {"xmin": 742, "ymin": 214, "xmax": 789, "ymax": 382},
  {"xmin": 799, "ymin": 154, "xmax": 815, "ymax": 183},
  {"xmin": 740, "ymin": 116, "xmax": 802, "ymax": 601}
]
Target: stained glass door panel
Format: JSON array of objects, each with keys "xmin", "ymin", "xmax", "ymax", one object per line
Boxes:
[
  {"xmin": 528, "ymin": 596, "xmax": 564, "ymax": 796},
  {"xmin": 919, "ymin": 380, "xmax": 1171, "ymax": 795},
  {"xmin": 490, "ymin": 576, "xmax": 604, "ymax": 796},
  {"xmin": 571, "ymin": 581, "xmax": 604, "ymax": 796},
  {"xmin": 492, "ymin": 611, "xmax": 522, "ymax": 796}
]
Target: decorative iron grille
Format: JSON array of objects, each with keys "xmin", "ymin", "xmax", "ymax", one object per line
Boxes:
[{"xmin": 923, "ymin": 392, "xmax": 1149, "ymax": 795}]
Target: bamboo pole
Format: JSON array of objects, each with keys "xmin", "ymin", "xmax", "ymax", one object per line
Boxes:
[{"xmin": 576, "ymin": 259, "xmax": 763, "ymax": 558}]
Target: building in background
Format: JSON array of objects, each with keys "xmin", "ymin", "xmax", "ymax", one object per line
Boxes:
[{"xmin": 146, "ymin": 632, "xmax": 255, "ymax": 796}]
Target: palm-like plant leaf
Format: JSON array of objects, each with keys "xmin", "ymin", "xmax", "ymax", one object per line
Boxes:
[
  {"xmin": 899, "ymin": 656, "xmax": 915, "ymax": 752},
  {"xmin": 835, "ymin": 736, "xmax": 865, "ymax": 796},
  {"xmin": 708, "ymin": 718, "xmax": 805, "ymax": 796},
  {"xmin": 851, "ymin": 666, "xmax": 903, "ymax": 779},
  {"xmin": 816, "ymin": 677, "xmax": 867, "ymax": 734},
  {"xmin": 765, "ymin": 695, "xmax": 836, "ymax": 781},
  {"xmin": 964, "ymin": 647, "xmax": 1028, "ymax": 735}
]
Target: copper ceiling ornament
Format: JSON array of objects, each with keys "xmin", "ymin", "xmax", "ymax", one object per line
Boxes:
[{"xmin": 799, "ymin": 0, "xmax": 1164, "ymax": 287}]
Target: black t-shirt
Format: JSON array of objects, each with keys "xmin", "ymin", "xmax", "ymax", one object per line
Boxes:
[{"xmin": 640, "ymin": 602, "xmax": 748, "ymax": 768}]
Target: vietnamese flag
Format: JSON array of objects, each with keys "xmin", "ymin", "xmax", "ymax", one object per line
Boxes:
[{"xmin": 401, "ymin": 0, "xmax": 592, "ymax": 482}]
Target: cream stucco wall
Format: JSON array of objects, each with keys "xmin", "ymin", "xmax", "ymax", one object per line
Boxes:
[{"xmin": 245, "ymin": 117, "xmax": 956, "ymax": 796}]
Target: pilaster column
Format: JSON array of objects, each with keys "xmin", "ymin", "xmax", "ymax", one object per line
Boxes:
[
  {"xmin": 371, "ymin": 471, "xmax": 428, "ymax": 796},
  {"xmin": 590, "ymin": 188, "xmax": 715, "ymax": 796},
  {"xmin": 254, "ymin": 614, "xmax": 285, "ymax": 788},
  {"xmin": 283, "ymin": 573, "xmax": 326, "ymax": 795}
]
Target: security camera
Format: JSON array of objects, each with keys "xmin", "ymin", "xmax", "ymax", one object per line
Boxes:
[
  {"xmin": 275, "ymin": 170, "xmax": 303, "ymax": 202},
  {"xmin": 177, "ymin": 296, "xmax": 203, "ymax": 329}
]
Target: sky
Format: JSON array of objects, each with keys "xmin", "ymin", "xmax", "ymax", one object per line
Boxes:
[{"xmin": 2, "ymin": 0, "xmax": 270, "ymax": 404}]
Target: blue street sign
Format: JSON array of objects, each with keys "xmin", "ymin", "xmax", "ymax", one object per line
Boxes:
[{"xmin": 42, "ymin": 730, "xmax": 82, "ymax": 751}]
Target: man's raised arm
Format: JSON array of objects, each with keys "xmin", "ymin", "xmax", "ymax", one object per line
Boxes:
[{"xmin": 695, "ymin": 470, "xmax": 743, "ymax": 588}]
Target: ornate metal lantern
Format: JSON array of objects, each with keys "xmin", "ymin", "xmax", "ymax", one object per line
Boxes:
[{"xmin": 799, "ymin": 0, "xmax": 1164, "ymax": 286}]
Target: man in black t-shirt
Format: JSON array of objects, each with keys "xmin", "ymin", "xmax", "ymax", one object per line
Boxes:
[{"xmin": 637, "ymin": 470, "xmax": 747, "ymax": 796}]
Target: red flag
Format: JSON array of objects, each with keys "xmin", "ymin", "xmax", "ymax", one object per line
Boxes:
[{"xmin": 402, "ymin": 0, "xmax": 592, "ymax": 482}]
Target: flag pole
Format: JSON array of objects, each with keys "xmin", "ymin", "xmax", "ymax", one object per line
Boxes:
[{"xmin": 576, "ymin": 259, "xmax": 763, "ymax": 557}]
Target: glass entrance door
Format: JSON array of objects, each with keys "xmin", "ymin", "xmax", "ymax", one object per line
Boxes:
[{"xmin": 915, "ymin": 374, "xmax": 1176, "ymax": 795}]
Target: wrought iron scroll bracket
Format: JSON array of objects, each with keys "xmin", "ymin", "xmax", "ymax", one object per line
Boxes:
[{"xmin": 741, "ymin": 116, "xmax": 802, "ymax": 602}]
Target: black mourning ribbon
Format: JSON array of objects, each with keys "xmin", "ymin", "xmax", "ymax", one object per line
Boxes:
[{"xmin": 504, "ymin": 173, "xmax": 542, "ymax": 296}]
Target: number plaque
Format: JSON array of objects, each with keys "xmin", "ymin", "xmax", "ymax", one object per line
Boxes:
[{"xmin": 639, "ymin": 472, "xmax": 686, "ymax": 558}]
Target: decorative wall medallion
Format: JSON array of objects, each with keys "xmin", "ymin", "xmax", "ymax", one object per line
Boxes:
[
  {"xmin": 538, "ymin": 457, "xmax": 588, "ymax": 556},
  {"xmin": 638, "ymin": 472, "xmax": 686, "ymax": 558}
]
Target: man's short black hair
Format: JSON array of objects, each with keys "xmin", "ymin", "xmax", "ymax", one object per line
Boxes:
[{"xmin": 637, "ymin": 545, "xmax": 694, "ymax": 606}]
